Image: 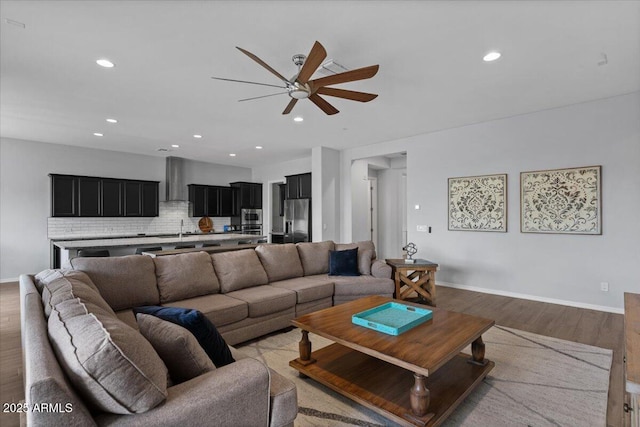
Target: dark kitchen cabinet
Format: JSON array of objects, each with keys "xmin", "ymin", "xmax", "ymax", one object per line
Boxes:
[
  {"xmin": 141, "ymin": 182, "xmax": 159, "ymax": 217},
  {"xmin": 101, "ymin": 179, "xmax": 123, "ymax": 217},
  {"xmin": 218, "ymin": 187, "xmax": 236, "ymax": 216},
  {"xmin": 188, "ymin": 184, "xmax": 236, "ymax": 217},
  {"xmin": 78, "ymin": 177, "xmax": 101, "ymax": 216},
  {"xmin": 51, "ymin": 175, "xmax": 77, "ymax": 216},
  {"xmin": 285, "ymin": 173, "xmax": 311, "ymax": 199},
  {"xmin": 50, "ymin": 174, "xmax": 158, "ymax": 217},
  {"xmin": 124, "ymin": 181, "xmax": 158, "ymax": 217},
  {"xmin": 124, "ymin": 182, "xmax": 142, "ymax": 216},
  {"xmin": 230, "ymin": 182, "xmax": 262, "ymax": 209}
]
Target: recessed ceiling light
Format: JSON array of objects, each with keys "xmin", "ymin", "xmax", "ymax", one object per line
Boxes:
[
  {"xmin": 229, "ymin": 153, "xmax": 236, "ymax": 157},
  {"xmin": 293, "ymin": 116, "xmax": 304, "ymax": 122},
  {"xmin": 93, "ymin": 132, "xmax": 103, "ymax": 137},
  {"xmin": 255, "ymin": 146, "xmax": 263, "ymax": 150},
  {"xmin": 483, "ymin": 52, "xmax": 501, "ymax": 62},
  {"xmin": 106, "ymin": 118, "xmax": 118, "ymax": 123},
  {"xmin": 171, "ymin": 144, "xmax": 179, "ymax": 148},
  {"xmin": 193, "ymin": 134, "xmax": 202, "ymax": 139},
  {"xmin": 96, "ymin": 59, "xmax": 115, "ymax": 68}
]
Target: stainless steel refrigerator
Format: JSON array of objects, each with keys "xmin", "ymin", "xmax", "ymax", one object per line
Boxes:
[{"xmin": 283, "ymin": 198, "xmax": 311, "ymax": 243}]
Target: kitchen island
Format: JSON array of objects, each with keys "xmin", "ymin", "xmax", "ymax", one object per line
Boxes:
[{"xmin": 51, "ymin": 233, "xmax": 267, "ymax": 267}]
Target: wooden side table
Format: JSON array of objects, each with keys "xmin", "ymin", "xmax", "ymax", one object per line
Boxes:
[
  {"xmin": 385, "ymin": 258, "xmax": 438, "ymax": 306},
  {"xmin": 624, "ymin": 292, "xmax": 640, "ymax": 427}
]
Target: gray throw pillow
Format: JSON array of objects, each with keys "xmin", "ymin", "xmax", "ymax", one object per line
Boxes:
[{"xmin": 136, "ymin": 313, "xmax": 216, "ymax": 384}]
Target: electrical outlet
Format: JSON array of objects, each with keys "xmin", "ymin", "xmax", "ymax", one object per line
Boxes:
[
  {"xmin": 600, "ymin": 282, "xmax": 609, "ymax": 292},
  {"xmin": 417, "ymin": 225, "xmax": 428, "ymax": 232}
]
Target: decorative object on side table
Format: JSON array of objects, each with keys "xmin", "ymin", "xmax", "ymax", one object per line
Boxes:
[
  {"xmin": 385, "ymin": 258, "xmax": 438, "ymax": 306},
  {"xmin": 521, "ymin": 165, "xmax": 601, "ymax": 234},
  {"xmin": 448, "ymin": 173, "xmax": 507, "ymax": 232},
  {"xmin": 402, "ymin": 242, "xmax": 417, "ymax": 263}
]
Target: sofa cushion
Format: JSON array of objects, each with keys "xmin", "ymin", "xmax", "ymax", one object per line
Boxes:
[
  {"xmin": 255, "ymin": 244, "xmax": 304, "ymax": 282},
  {"xmin": 163, "ymin": 293, "xmax": 248, "ymax": 327},
  {"xmin": 226, "ymin": 285, "xmax": 296, "ymax": 318},
  {"xmin": 329, "ymin": 248, "xmax": 360, "ymax": 277},
  {"xmin": 270, "ymin": 276, "xmax": 334, "ymax": 304},
  {"xmin": 211, "ymin": 250, "xmax": 269, "ymax": 293},
  {"xmin": 358, "ymin": 249, "xmax": 374, "ymax": 275},
  {"xmin": 296, "ymin": 241, "xmax": 334, "ymax": 276},
  {"xmin": 154, "ymin": 252, "xmax": 220, "ymax": 303},
  {"xmin": 329, "ymin": 275, "xmax": 395, "ymax": 297},
  {"xmin": 38, "ymin": 269, "xmax": 114, "ymax": 318},
  {"xmin": 48, "ymin": 298, "xmax": 168, "ymax": 414},
  {"xmin": 69, "ymin": 255, "xmax": 160, "ymax": 311},
  {"xmin": 134, "ymin": 306, "xmax": 235, "ymax": 368},
  {"xmin": 136, "ymin": 313, "xmax": 216, "ymax": 384},
  {"xmin": 336, "ymin": 241, "xmax": 377, "ymax": 259}
]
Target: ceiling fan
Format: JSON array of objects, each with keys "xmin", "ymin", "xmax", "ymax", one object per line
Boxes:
[{"xmin": 212, "ymin": 41, "xmax": 379, "ymax": 115}]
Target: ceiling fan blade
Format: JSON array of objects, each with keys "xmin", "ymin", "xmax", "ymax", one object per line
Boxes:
[
  {"xmin": 238, "ymin": 92, "xmax": 289, "ymax": 102},
  {"xmin": 236, "ymin": 46, "xmax": 290, "ymax": 84},
  {"xmin": 282, "ymin": 98, "xmax": 298, "ymax": 115},
  {"xmin": 296, "ymin": 41, "xmax": 327, "ymax": 84},
  {"xmin": 309, "ymin": 94, "xmax": 339, "ymax": 115},
  {"xmin": 211, "ymin": 77, "xmax": 287, "ymax": 89},
  {"xmin": 315, "ymin": 87, "xmax": 378, "ymax": 102},
  {"xmin": 310, "ymin": 64, "xmax": 379, "ymax": 89}
]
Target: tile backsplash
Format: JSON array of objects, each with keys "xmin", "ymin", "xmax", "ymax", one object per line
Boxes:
[{"xmin": 48, "ymin": 201, "xmax": 231, "ymax": 239}]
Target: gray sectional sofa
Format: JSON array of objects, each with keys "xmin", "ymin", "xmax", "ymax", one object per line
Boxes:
[{"xmin": 20, "ymin": 240, "xmax": 393, "ymax": 426}]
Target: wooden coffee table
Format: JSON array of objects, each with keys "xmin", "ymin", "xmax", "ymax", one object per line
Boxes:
[{"xmin": 290, "ymin": 296, "xmax": 495, "ymax": 426}]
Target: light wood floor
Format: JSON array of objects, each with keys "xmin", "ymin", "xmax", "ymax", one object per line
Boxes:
[{"xmin": 0, "ymin": 282, "xmax": 625, "ymax": 427}]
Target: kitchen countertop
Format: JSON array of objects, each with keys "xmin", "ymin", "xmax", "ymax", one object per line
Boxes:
[{"xmin": 52, "ymin": 233, "xmax": 266, "ymax": 250}]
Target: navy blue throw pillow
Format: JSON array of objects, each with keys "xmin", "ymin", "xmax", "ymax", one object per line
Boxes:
[
  {"xmin": 133, "ymin": 306, "xmax": 235, "ymax": 367},
  {"xmin": 328, "ymin": 248, "xmax": 361, "ymax": 276}
]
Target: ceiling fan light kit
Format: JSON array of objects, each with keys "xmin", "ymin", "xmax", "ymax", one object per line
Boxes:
[{"xmin": 212, "ymin": 41, "xmax": 379, "ymax": 115}]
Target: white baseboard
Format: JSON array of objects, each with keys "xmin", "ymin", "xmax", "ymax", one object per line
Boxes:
[
  {"xmin": 1, "ymin": 277, "xmax": 19, "ymax": 284},
  {"xmin": 437, "ymin": 281, "xmax": 624, "ymax": 314}
]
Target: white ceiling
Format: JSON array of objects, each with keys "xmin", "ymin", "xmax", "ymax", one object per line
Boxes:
[{"xmin": 1, "ymin": 1, "xmax": 639, "ymax": 168}]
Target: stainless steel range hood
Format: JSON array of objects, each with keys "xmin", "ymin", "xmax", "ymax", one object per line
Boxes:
[{"xmin": 165, "ymin": 156, "xmax": 187, "ymax": 201}]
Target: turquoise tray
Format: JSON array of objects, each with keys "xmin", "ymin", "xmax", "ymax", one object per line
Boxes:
[{"xmin": 352, "ymin": 302, "xmax": 432, "ymax": 336}]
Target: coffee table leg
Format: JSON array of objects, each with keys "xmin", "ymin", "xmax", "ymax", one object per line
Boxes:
[
  {"xmin": 469, "ymin": 335, "xmax": 489, "ymax": 366},
  {"xmin": 410, "ymin": 373, "xmax": 430, "ymax": 416},
  {"xmin": 295, "ymin": 330, "xmax": 316, "ymax": 376}
]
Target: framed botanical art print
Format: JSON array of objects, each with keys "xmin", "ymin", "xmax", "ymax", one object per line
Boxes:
[
  {"xmin": 448, "ymin": 174, "xmax": 507, "ymax": 232},
  {"xmin": 520, "ymin": 165, "xmax": 601, "ymax": 234}
]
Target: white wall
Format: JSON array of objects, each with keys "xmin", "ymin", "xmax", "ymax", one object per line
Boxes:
[
  {"xmin": 377, "ymin": 160, "xmax": 406, "ymax": 259},
  {"xmin": 312, "ymin": 147, "xmax": 341, "ymax": 242},
  {"xmin": 342, "ymin": 93, "xmax": 640, "ymax": 311},
  {"xmin": 0, "ymin": 138, "xmax": 250, "ymax": 281}
]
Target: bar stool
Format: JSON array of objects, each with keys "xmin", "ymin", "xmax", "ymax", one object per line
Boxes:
[
  {"xmin": 135, "ymin": 247, "xmax": 162, "ymax": 255},
  {"xmin": 174, "ymin": 244, "xmax": 195, "ymax": 249},
  {"xmin": 77, "ymin": 249, "xmax": 110, "ymax": 257}
]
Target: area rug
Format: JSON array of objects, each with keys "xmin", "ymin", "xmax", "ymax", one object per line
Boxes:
[{"xmin": 237, "ymin": 325, "xmax": 612, "ymax": 426}]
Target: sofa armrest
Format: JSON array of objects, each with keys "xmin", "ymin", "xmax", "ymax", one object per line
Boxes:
[
  {"xmin": 95, "ymin": 358, "xmax": 271, "ymax": 427},
  {"xmin": 371, "ymin": 259, "xmax": 392, "ymax": 279}
]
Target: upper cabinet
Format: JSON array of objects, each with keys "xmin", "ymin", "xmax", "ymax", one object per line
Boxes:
[
  {"xmin": 285, "ymin": 173, "xmax": 311, "ymax": 199},
  {"xmin": 230, "ymin": 182, "xmax": 262, "ymax": 209},
  {"xmin": 50, "ymin": 174, "xmax": 159, "ymax": 217},
  {"xmin": 188, "ymin": 184, "xmax": 237, "ymax": 217}
]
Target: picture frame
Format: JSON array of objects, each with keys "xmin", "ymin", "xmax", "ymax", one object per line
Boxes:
[
  {"xmin": 520, "ymin": 165, "xmax": 601, "ymax": 234},
  {"xmin": 448, "ymin": 173, "xmax": 507, "ymax": 232}
]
